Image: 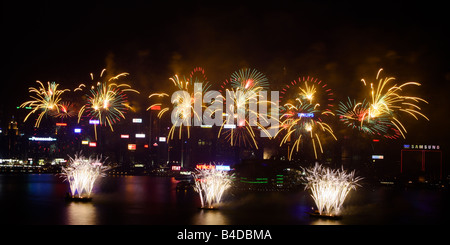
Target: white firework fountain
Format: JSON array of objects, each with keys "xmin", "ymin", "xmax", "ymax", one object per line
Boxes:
[
  {"xmin": 193, "ymin": 165, "xmax": 234, "ymax": 210},
  {"xmin": 303, "ymin": 163, "xmax": 362, "ymax": 219},
  {"xmin": 61, "ymin": 153, "xmax": 111, "ymax": 201}
]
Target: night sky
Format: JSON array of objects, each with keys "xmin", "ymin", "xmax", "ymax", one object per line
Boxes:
[{"xmin": 2, "ymin": 0, "xmax": 450, "ymax": 150}]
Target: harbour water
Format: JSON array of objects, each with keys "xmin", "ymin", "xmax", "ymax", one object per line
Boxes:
[{"xmin": 0, "ymin": 174, "xmax": 448, "ymax": 225}]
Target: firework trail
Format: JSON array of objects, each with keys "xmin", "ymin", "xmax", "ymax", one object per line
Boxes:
[
  {"xmin": 193, "ymin": 164, "xmax": 234, "ymax": 209},
  {"xmin": 277, "ymin": 76, "xmax": 336, "ymax": 160},
  {"xmin": 78, "ymin": 69, "xmax": 140, "ymax": 135},
  {"xmin": 280, "ymin": 76, "xmax": 334, "ymax": 109},
  {"xmin": 303, "ymin": 163, "xmax": 362, "ymax": 216},
  {"xmin": 49, "ymin": 101, "xmax": 77, "ymax": 119},
  {"xmin": 361, "ymin": 68, "xmax": 429, "ymax": 138},
  {"xmin": 217, "ymin": 68, "xmax": 273, "ymax": 149},
  {"xmin": 218, "ymin": 87, "xmax": 261, "ymax": 149},
  {"xmin": 338, "ymin": 68, "xmax": 429, "ymax": 139},
  {"xmin": 335, "ymin": 97, "xmax": 400, "ymax": 138},
  {"xmin": 20, "ymin": 81, "xmax": 70, "ymax": 127},
  {"xmin": 60, "ymin": 153, "xmax": 111, "ymax": 198},
  {"xmin": 148, "ymin": 67, "xmax": 211, "ymax": 142},
  {"xmin": 229, "ymin": 68, "xmax": 269, "ymax": 93}
]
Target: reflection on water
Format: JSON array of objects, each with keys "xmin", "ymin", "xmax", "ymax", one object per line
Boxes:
[
  {"xmin": 0, "ymin": 174, "xmax": 448, "ymax": 225},
  {"xmin": 66, "ymin": 202, "xmax": 97, "ymax": 225},
  {"xmin": 310, "ymin": 218, "xmax": 342, "ymax": 225},
  {"xmin": 123, "ymin": 176, "xmax": 148, "ymax": 203},
  {"xmin": 192, "ymin": 210, "xmax": 228, "ymax": 225}
]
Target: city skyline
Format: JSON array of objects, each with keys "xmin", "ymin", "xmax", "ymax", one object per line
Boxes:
[
  {"xmin": 3, "ymin": 1, "xmax": 449, "ymax": 154},
  {"xmin": 0, "ymin": 1, "xmax": 449, "ymax": 235}
]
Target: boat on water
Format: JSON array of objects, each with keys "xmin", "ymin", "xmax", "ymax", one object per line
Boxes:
[
  {"xmin": 198, "ymin": 206, "xmax": 219, "ymax": 210},
  {"xmin": 307, "ymin": 210, "xmax": 342, "ymax": 220},
  {"xmin": 65, "ymin": 193, "xmax": 93, "ymax": 202}
]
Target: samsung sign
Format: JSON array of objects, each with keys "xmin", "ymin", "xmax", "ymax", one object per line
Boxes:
[{"xmin": 404, "ymin": 144, "xmax": 440, "ymax": 150}]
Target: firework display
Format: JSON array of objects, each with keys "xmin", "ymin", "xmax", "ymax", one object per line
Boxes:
[
  {"xmin": 277, "ymin": 76, "xmax": 337, "ymax": 160},
  {"xmin": 279, "ymin": 76, "xmax": 334, "ymax": 111},
  {"xmin": 18, "ymin": 67, "xmax": 430, "ymax": 161},
  {"xmin": 229, "ymin": 68, "xmax": 269, "ymax": 93},
  {"xmin": 60, "ymin": 153, "xmax": 111, "ymax": 199},
  {"xmin": 5, "ymin": 0, "xmax": 444, "ymax": 227},
  {"xmin": 20, "ymin": 81, "xmax": 70, "ymax": 127},
  {"xmin": 48, "ymin": 101, "xmax": 77, "ymax": 119},
  {"xmin": 148, "ymin": 67, "xmax": 211, "ymax": 142},
  {"xmin": 336, "ymin": 68, "xmax": 429, "ymax": 139},
  {"xmin": 78, "ymin": 69, "xmax": 140, "ymax": 132},
  {"xmin": 13, "ymin": 63, "xmax": 436, "ymax": 226},
  {"xmin": 193, "ymin": 164, "xmax": 234, "ymax": 209},
  {"xmin": 303, "ymin": 163, "xmax": 362, "ymax": 217},
  {"xmin": 218, "ymin": 68, "xmax": 272, "ymax": 149},
  {"xmin": 361, "ymin": 68, "xmax": 429, "ymax": 138},
  {"xmin": 217, "ymin": 86, "xmax": 260, "ymax": 148}
]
